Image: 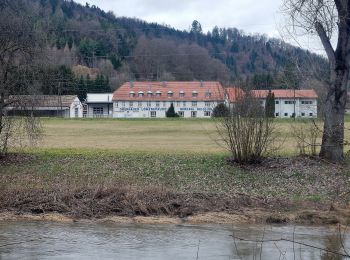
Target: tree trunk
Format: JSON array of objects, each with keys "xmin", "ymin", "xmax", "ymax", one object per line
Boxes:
[{"xmin": 319, "ymin": 69, "xmax": 348, "ymax": 162}]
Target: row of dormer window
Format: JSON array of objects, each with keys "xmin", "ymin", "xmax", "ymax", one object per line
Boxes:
[
  {"xmin": 128, "ymin": 91, "xmax": 211, "ymax": 98},
  {"xmin": 115, "ymin": 101, "xmax": 213, "ymax": 108}
]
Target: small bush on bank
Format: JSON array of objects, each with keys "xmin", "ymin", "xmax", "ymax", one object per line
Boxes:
[{"xmin": 215, "ymin": 92, "xmax": 276, "ymax": 164}]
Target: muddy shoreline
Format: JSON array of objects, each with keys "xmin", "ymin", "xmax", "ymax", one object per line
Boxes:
[
  {"xmin": 1, "ymin": 188, "xmax": 349, "ymax": 225},
  {"xmin": 1, "ymin": 207, "xmax": 349, "ymax": 225}
]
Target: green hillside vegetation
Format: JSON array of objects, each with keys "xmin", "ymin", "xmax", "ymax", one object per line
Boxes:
[{"xmin": 4, "ymin": 0, "xmax": 329, "ymax": 100}]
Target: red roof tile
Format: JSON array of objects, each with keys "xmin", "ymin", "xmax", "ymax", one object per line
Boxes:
[
  {"xmin": 226, "ymin": 87, "xmax": 245, "ymax": 102},
  {"xmin": 113, "ymin": 81, "xmax": 225, "ymax": 101},
  {"xmin": 252, "ymin": 89, "xmax": 318, "ymax": 99}
]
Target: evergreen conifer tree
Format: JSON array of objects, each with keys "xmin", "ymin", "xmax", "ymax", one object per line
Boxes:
[
  {"xmin": 265, "ymin": 90, "xmax": 275, "ymax": 118},
  {"xmin": 166, "ymin": 103, "xmax": 178, "ymax": 117}
]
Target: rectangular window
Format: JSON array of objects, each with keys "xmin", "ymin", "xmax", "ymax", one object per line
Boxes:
[
  {"xmin": 115, "ymin": 102, "xmax": 118, "ymax": 108},
  {"xmin": 205, "ymin": 102, "xmax": 211, "ymax": 107},
  {"xmin": 275, "ymin": 113, "xmax": 279, "ymax": 117},
  {"xmin": 93, "ymin": 107, "xmax": 104, "ymax": 115},
  {"xmin": 151, "ymin": 111, "xmax": 156, "ymax": 118},
  {"xmin": 179, "ymin": 93, "xmax": 185, "ymax": 98},
  {"xmin": 309, "ymin": 113, "xmax": 313, "ymax": 117},
  {"xmin": 192, "ymin": 101, "xmax": 197, "ymax": 107},
  {"xmin": 183, "ymin": 101, "xmax": 186, "ymax": 107},
  {"xmin": 301, "ymin": 101, "xmax": 313, "ymax": 105},
  {"xmin": 156, "ymin": 101, "xmax": 160, "ymax": 107},
  {"xmin": 284, "ymin": 113, "xmax": 288, "ymax": 117},
  {"xmin": 275, "ymin": 101, "xmax": 279, "ymax": 104},
  {"xmin": 129, "ymin": 101, "xmax": 133, "ymax": 107},
  {"xmin": 178, "ymin": 111, "xmax": 184, "ymax": 117},
  {"xmin": 138, "ymin": 101, "xmax": 142, "ymax": 107},
  {"xmin": 301, "ymin": 113, "xmax": 305, "ymax": 116},
  {"xmin": 176, "ymin": 101, "xmax": 180, "ymax": 107},
  {"xmin": 147, "ymin": 101, "xmax": 151, "ymax": 107},
  {"xmin": 192, "ymin": 93, "xmax": 198, "ymax": 98},
  {"xmin": 191, "ymin": 111, "xmax": 197, "ymax": 118},
  {"xmin": 163, "ymin": 101, "xmax": 167, "ymax": 107},
  {"xmin": 204, "ymin": 111, "xmax": 211, "ymax": 117},
  {"xmin": 285, "ymin": 101, "xmax": 296, "ymax": 104},
  {"xmin": 122, "ymin": 101, "xmax": 125, "ymax": 107}
]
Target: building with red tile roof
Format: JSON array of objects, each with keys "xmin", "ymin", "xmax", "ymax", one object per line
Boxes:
[
  {"xmin": 252, "ymin": 89, "xmax": 318, "ymax": 118},
  {"xmin": 225, "ymin": 87, "xmax": 245, "ymax": 103},
  {"xmin": 251, "ymin": 89, "xmax": 318, "ymax": 99},
  {"xmin": 112, "ymin": 81, "xmax": 225, "ymax": 118}
]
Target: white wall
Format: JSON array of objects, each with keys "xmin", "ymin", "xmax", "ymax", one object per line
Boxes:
[
  {"xmin": 87, "ymin": 103, "xmax": 113, "ymax": 118},
  {"xmin": 69, "ymin": 97, "xmax": 83, "ymax": 118},
  {"xmin": 113, "ymin": 101, "xmax": 217, "ymax": 118},
  {"xmin": 269, "ymin": 98, "xmax": 317, "ymax": 118},
  {"xmin": 274, "ymin": 98, "xmax": 317, "ymax": 118}
]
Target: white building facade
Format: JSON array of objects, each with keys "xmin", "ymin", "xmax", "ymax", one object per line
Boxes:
[
  {"xmin": 85, "ymin": 93, "xmax": 114, "ymax": 118},
  {"xmin": 112, "ymin": 81, "xmax": 225, "ymax": 118},
  {"xmin": 252, "ymin": 90, "xmax": 318, "ymax": 118}
]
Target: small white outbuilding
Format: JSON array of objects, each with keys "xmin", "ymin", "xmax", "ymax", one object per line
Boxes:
[{"xmin": 6, "ymin": 95, "xmax": 83, "ymax": 118}]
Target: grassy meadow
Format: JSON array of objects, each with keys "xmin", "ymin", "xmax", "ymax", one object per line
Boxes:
[
  {"xmin": 37, "ymin": 117, "xmax": 340, "ymax": 155},
  {"xmin": 1, "ymin": 117, "xmax": 350, "ymax": 220}
]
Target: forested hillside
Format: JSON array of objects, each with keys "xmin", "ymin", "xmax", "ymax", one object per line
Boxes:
[{"xmin": 3, "ymin": 0, "xmax": 329, "ymax": 99}]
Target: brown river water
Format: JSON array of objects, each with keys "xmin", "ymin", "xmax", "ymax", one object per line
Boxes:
[{"xmin": 0, "ymin": 222, "xmax": 349, "ymax": 259}]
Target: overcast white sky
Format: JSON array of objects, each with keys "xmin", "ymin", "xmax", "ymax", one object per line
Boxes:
[
  {"xmin": 75, "ymin": 0, "xmax": 326, "ymax": 54},
  {"xmin": 76, "ymin": 0, "xmax": 281, "ymax": 36}
]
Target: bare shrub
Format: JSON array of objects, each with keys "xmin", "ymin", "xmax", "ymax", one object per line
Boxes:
[
  {"xmin": 292, "ymin": 119, "xmax": 322, "ymax": 156},
  {"xmin": 215, "ymin": 91, "xmax": 276, "ymax": 164},
  {"xmin": 0, "ymin": 114, "xmax": 42, "ymax": 155}
]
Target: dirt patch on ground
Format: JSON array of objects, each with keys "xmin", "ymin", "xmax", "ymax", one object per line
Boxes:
[
  {"xmin": 0, "ymin": 186, "xmax": 349, "ymax": 225},
  {"xmin": 0, "ymin": 153, "xmax": 37, "ymax": 166}
]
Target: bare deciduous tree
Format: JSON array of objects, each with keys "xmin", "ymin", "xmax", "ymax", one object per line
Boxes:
[
  {"xmin": 283, "ymin": 0, "xmax": 350, "ymax": 162},
  {"xmin": 0, "ymin": 1, "xmax": 43, "ymax": 156}
]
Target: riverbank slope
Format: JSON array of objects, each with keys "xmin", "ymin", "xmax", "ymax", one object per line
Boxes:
[{"xmin": 1, "ymin": 150, "xmax": 349, "ymax": 225}]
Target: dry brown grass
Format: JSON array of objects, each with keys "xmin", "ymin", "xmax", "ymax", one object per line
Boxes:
[{"xmin": 37, "ymin": 118, "xmax": 350, "ymax": 156}]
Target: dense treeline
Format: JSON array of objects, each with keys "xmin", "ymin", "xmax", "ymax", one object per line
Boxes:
[{"xmin": 4, "ymin": 0, "xmax": 329, "ymax": 98}]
